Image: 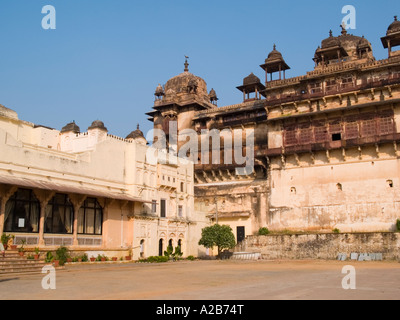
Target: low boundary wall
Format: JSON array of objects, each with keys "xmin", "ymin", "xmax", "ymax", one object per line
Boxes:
[{"xmin": 241, "ymin": 232, "xmax": 400, "ymax": 260}]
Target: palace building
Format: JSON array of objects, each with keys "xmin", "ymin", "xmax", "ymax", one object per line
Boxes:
[
  {"xmin": 147, "ymin": 17, "xmax": 400, "ymax": 241},
  {"xmin": 0, "ymin": 105, "xmax": 205, "ymax": 259},
  {"xmin": 2, "ymin": 17, "xmax": 400, "ymax": 257}
]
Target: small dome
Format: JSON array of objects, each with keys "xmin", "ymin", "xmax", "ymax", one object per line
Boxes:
[
  {"xmin": 266, "ymin": 44, "xmax": 284, "ymax": 62},
  {"xmin": 357, "ymin": 36, "xmax": 372, "ymax": 49},
  {"xmin": 0, "ymin": 104, "xmax": 18, "ymax": 120},
  {"xmin": 243, "ymin": 73, "xmax": 261, "ymax": 86},
  {"xmin": 154, "ymin": 84, "xmax": 164, "ymax": 97},
  {"xmin": 88, "ymin": 120, "xmax": 107, "ymax": 131},
  {"xmin": 387, "ymin": 16, "xmax": 400, "ymax": 35},
  {"xmin": 164, "ymin": 71, "xmax": 208, "ymax": 97},
  {"xmin": 317, "ymin": 27, "xmax": 374, "ymax": 61},
  {"xmin": 321, "ymin": 31, "xmax": 341, "ymax": 49},
  {"xmin": 126, "ymin": 124, "xmax": 145, "ymax": 140},
  {"xmin": 61, "ymin": 121, "xmax": 80, "ymax": 134}
]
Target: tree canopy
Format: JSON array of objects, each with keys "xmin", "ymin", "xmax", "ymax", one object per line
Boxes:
[{"xmin": 198, "ymin": 224, "xmax": 236, "ymax": 256}]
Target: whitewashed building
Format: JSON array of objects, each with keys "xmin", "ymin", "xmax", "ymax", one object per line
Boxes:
[{"xmin": 0, "ymin": 104, "xmax": 207, "ymax": 260}]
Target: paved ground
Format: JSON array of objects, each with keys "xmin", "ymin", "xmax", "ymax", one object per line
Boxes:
[{"xmin": 0, "ymin": 260, "xmax": 399, "ymax": 300}]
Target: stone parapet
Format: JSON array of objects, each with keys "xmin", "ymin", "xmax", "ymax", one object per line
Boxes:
[{"xmin": 242, "ymin": 232, "xmax": 400, "ymax": 260}]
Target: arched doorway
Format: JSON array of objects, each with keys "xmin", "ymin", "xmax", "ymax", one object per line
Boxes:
[
  {"xmin": 177, "ymin": 239, "xmax": 183, "ymax": 255},
  {"xmin": 158, "ymin": 239, "xmax": 164, "ymax": 257},
  {"xmin": 140, "ymin": 240, "xmax": 145, "ymax": 258}
]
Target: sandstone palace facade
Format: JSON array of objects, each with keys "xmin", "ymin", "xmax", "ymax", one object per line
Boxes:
[
  {"xmin": 147, "ymin": 17, "xmax": 400, "ymax": 241},
  {"xmin": 1, "ymin": 17, "xmax": 400, "ymax": 257}
]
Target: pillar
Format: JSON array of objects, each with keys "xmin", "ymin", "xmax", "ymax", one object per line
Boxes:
[
  {"xmin": 279, "ymin": 64, "xmax": 282, "ymax": 80},
  {"xmin": 0, "ymin": 198, "xmax": 5, "ymax": 237},
  {"xmin": 33, "ymin": 190, "xmax": 55, "ymax": 246},
  {"xmin": 69, "ymin": 194, "xmax": 87, "ymax": 246},
  {"xmin": 388, "ymin": 40, "xmax": 392, "ymax": 58}
]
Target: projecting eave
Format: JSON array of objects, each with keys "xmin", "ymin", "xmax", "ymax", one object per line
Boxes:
[
  {"xmin": 0, "ymin": 175, "xmax": 151, "ymax": 204},
  {"xmin": 260, "ymin": 61, "xmax": 291, "ymax": 74},
  {"xmin": 381, "ymin": 31, "xmax": 400, "ymax": 48},
  {"xmin": 266, "ymin": 98, "xmax": 400, "ymax": 123}
]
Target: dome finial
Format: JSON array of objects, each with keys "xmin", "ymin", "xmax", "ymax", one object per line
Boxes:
[
  {"xmin": 395, "ymin": 16, "xmax": 398, "ymax": 22},
  {"xmin": 184, "ymin": 56, "xmax": 189, "ymax": 72},
  {"xmin": 273, "ymin": 44, "xmax": 276, "ymax": 50},
  {"xmin": 329, "ymin": 30, "xmax": 333, "ymax": 37},
  {"xmin": 340, "ymin": 22, "xmax": 347, "ymax": 35},
  {"xmin": 137, "ymin": 124, "xmax": 140, "ymax": 130}
]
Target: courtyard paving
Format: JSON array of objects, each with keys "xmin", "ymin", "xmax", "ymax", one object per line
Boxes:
[{"xmin": 0, "ymin": 259, "xmax": 399, "ymax": 300}]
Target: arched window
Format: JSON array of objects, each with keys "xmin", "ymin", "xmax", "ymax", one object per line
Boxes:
[
  {"xmin": 4, "ymin": 189, "xmax": 40, "ymax": 233},
  {"xmin": 158, "ymin": 239, "xmax": 164, "ymax": 257},
  {"xmin": 45, "ymin": 194, "xmax": 74, "ymax": 234},
  {"xmin": 78, "ymin": 198, "xmax": 103, "ymax": 235},
  {"xmin": 178, "ymin": 239, "xmax": 182, "ymax": 253},
  {"xmin": 140, "ymin": 240, "xmax": 145, "ymax": 258}
]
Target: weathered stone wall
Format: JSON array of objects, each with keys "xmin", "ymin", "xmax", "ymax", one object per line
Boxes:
[
  {"xmin": 268, "ymin": 153, "xmax": 400, "ymax": 232},
  {"xmin": 241, "ymin": 233, "xmax": 400, "ymax": 260}
]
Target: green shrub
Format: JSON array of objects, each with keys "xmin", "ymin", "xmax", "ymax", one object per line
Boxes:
[
  {"xmin": 164, "ymin": 245, "xmax": 174, "ymax": 258},
  {"xmin": 80, "ymin": 254, "xmax": 88, "ymax": 262},
  {"xmin": 396, "ymin": 219, "xmax": 400, "ymax": 232},
  {"xmin": 55, "ymin": 246, "xmax": 70, "ymax": 266},
  {"xmin": 186, "ymin": 255, "xmax": 196, "ymax": 261},
  {"xmin": 1, "ymin": 233, "xmax": 14, "ymax": 247},
  {"xmin": 45, "ymin": 251, "xmax": 54, "ymax": 263},
  {"xmin": 258, "ymin": 227, "xmax": 270, "ymax": 236},
  {"xmin": 140, "ymin": 256, "xmax": 169, "ymax": 263},
  {"xmin": 172, "ymin": 246, "xmax": 183, "ymax": 261},
  {"xmin": 333, "ymin": 228, "xmax": 340, "ymax": 234},
  {"xmin": 96, "ymin": 254, "xmax": 108, "ymax": 261}
]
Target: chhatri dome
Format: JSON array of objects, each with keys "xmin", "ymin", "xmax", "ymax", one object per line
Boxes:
[
  {"xmin": 88, "ymin": 120, "xmax": 108, "ymax": 132},
  {"xmin": 147, "ymin": 57, "xmax": 218, "ymax": 125},
  {"xmin": 162, "ymin": 58, "xmax": 209, "ymax": 99},
  {"xmin": 387, "ymin": 15, "xmax": 400, "ymax": 35},
  {"xmin": 314, "ymin": 25, "xmax": 374, "ymax": 67},
  {"xmin": 126, "ymin": 124, "xmax": 145, "ymax": 140}
]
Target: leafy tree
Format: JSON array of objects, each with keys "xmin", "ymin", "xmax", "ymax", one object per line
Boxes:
[{"xmin": 198, "ymin": 224, "xmax": 236, "ymax": 257}]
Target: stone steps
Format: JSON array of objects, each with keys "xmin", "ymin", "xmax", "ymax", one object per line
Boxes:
[{"xmin": 0, "ymin": 250, "xmax": 50, "ymax": 276}]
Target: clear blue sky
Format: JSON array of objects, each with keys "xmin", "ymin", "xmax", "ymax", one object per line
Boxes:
[{"xmin": 0, "ymin": 0, "xmax": 399, "ymax": 138}]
